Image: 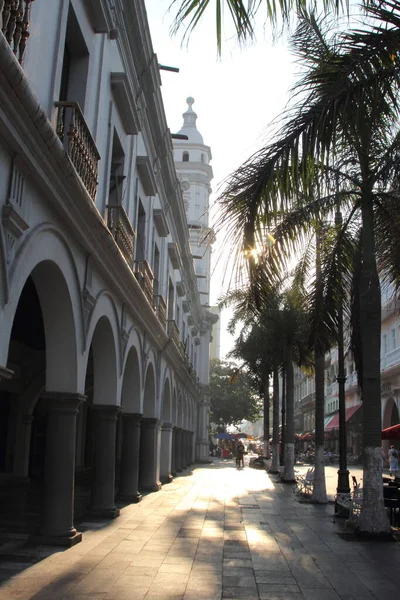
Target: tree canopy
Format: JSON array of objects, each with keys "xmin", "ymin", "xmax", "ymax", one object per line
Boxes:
[{"xmin": 209, "ymin": 358, "xmax": 262, "ymax": 427}]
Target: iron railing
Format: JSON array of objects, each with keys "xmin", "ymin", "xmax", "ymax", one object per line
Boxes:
[
  {"xmin": 107, "ymin": 204, "xmax": 135, "ymax": 265},
  {"xmin": 167, "ymin": 320, "xmax": 180, "ymax": 347},
  {"xmin": 55, "ymin": 101, "xmax": 100, "ymax": 201},
  {"xmin": 1, "ymin": 1, "xmax": 34, "ymax": 65},
  {"xmin": 134, "ymin": 260, "xmax": 154, "ymax": 305},
  {"xmin": 154, "ymin": 294, "xmax": 167, "ymax": 330}
]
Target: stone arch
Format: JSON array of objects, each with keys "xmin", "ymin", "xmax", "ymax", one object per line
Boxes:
[
  {"xmin": 83, "ymin": 292, "xmax": 121, "ymax": 402},
  {"xmin": 161, "ymin": 377, "xmax": 172, "ymax": 423},
  {"xmin": 383, "ymin": 396, "xmax": 400, "ymax": 429},
  {"xmin": 171, "ymin": 389, "xmax": 177, "ymax": 425},
  {"xmin": 143, "ymin": 363, "xmax": 156, "ymax": 418},
  {"xmin": 87, "ymin": 316, "xmax": 118, "ymax": 406},
  {"xmin": 121, "ymin": 345, "xmax": 141, "ymax": 413},
  {"xmin": 2, "ymin": 225, "xmax": 83, "ymax": 384},
  {"xmin": 177, "ymin": 393, "xmax": 184, "ymax": 427}
]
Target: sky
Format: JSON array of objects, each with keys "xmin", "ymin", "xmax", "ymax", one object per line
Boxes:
[{"xmin": 144, "ymin": 1, "xmax": 296, "ymax": 357}]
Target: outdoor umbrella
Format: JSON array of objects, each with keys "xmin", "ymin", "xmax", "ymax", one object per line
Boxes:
[
  {"xmin": 382, "ymin": 423, "xmax": 400, "ymax": 440},
  {"xmin": 215, "ymin": 432, "xmax": 236, "ymax": 440},
  {"xmin": 234, "ymin": 433, "xmax": 249, "ymax": 439}
]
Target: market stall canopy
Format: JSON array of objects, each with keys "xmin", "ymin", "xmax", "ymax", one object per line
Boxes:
[
  {"xmin": 215, "ymin": 432, "xmax": 236, "ymax": 440},
  {"xmin": 382, "ymin": 423, "xmax": 400, "ymax": 440},
  {"xmin": 325, "ymin": 405, "xmax": 361, "ymax": 430}
]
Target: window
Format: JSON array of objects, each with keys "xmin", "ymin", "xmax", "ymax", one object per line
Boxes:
[
  {"xmin": 183, "ymin": 151, "xmax": 189, "ymax": 162},
  {"xmin": 108, "ymin": 132, "xmax": 125, "ymax": 205},
  {"xmin": 59, "ymin": 6, "xmax": 89, "ymax": 109},
  {"xmin": 200, "ymin": 154, "xmax": 205, "ymax": 163},
  {"xmin": 382, "ymin": 334, "xmax": 388, "ymax": 355},
  {"xmin": 153, "ymin": 244, "xmax": 160, "ymax": 295},
  {"xmin": 135, "ymin": 201, "xmax": 146, "ymax": 261},
  {"xmin": 167, "ymin": 280, "xmax": 174, "ymax": 321},
  {"xmin": 391, "ymin": 328, "xmax": 396, "ymax": 350}
]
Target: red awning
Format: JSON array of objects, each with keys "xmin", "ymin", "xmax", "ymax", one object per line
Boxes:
[
  {"xmin": 382, "ymin": 423, "xmax": 400, "ymax": 440},
  {"xmin": 325, "ymin": 405, "xmax": 362, "ymax": 430}
]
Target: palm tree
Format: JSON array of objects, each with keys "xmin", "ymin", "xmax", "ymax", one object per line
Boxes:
[
  {"xmin": 169, "ymin": 0, "xmax": 345, "ymax": 54},
  {"xmin": 214, "ymin": 5, "xmax": 400, "ymax": 535},
  {"xmin": 222, "ymin": 279, "xmax": 311, "ymax": 481}
]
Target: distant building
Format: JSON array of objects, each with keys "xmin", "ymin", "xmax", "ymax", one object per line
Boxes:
[{"xmin": 292, "ymin": 281, "xmax": 400, "ymax": 455}]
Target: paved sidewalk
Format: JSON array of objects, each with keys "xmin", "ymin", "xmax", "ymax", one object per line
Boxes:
[{"xmin": 0, "ymin": 460, "xmax": 399, "ymax": 600}]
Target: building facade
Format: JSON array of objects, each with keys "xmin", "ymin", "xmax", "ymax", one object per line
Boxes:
[
  {"xmin": 293, "ymin": 283, "xmax": 400, "ymax": 455},
  {"xmin": 0, "ymin": 0, "xmax": 216, "ymax": 546}
]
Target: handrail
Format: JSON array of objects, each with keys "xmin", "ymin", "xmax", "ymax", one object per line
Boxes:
[
  {"xmin": 55, "ymin": 101, "xmax": 100, "ymax": 201},
  {"xmin": 106, "ymin": 204, "xmax": 135, "ymax": 265}
]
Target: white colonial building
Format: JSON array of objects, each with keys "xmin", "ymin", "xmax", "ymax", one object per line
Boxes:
[
  {"xmin": 0, "ymin": 0, "xmax": 216, "ymax": 546},
  {"xmin": 293, "ymin": 284, "xmax": 400, "ymax": 455}
]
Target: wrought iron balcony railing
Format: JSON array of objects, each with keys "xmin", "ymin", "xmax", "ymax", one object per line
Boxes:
[
  {"xmin": 106, "ymin": 204, "xmax": 135, "ymax": 265},
  {"xmin": 167, "ymin": 320, "xmax": 180, "ymax": 347},
  {"xmin": 55, "ymin": 101, "xmax": 100, "ymax": 201},
  {"xmin": 1, "ymin": 1, "xmax": 34, "ymax": 65},
  {"xmin": 154, "ymin": 294, "xmax": 167, "ymax": 330},
  {"xmin": 134, "ymin": 260, "xmax": 154, "ymax": 305}
]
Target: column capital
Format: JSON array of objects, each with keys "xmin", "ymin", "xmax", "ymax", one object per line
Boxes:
[
  {"xmin": 141, "ymin": 417, "xmax": 163, "ymax": 430},
  {"xmin": 162, "ymin": 422, "xmax": 173, "ymax": 431},
  {"xmin": 121, "ymin": 412, "xmax": 142, "ymax": 424},
  {"xmin": 41, "ymin": 392, "xmax": 86, "ymax": 414},
  {"xmin": 91, "ymin": 404, "xmax": 121, "ymax": 421}
]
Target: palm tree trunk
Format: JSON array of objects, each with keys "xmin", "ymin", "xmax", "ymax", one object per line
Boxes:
[
  {"xmin": 311, "ymin": 227, "xmax": 328, "ymax": 503},
  {"xmin": 271, "ymin": 368, "xmax": 280, "ymax": 473},
  {"xmin": 263, "ymin": 376, "xmax": 270, "ymax": 458},
  {"xmin": 356, "ymin": 190, "xmax": 391, "ymax": 536},
  {"xmin": 312, "ymin": 352, "xmax": 328, "ymax": 502},
  {"xmin": 283, "ymin": 346, "xmax": 295, "ymax": 481}
]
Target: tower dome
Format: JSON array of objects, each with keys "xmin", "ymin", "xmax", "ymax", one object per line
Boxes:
[{"xmin": 176, "ymin": 97, "xmax": 204, "ymax": 144}]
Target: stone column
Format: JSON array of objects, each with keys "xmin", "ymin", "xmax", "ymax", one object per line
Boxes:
[
  {"xmin": 138, "ymin": 418, "xmax": 162, "ymax": 491},
  {"xmin": 14, "ymin": 413, "xmax": 33, "ymax": 477},
  {"xmin": 175, "ymin": 427, "xmax": 183, "ymax": 472},
  {"xmin": 118, "ymin": 413, "xmax": 142, "ymax": 502},
  {"xmin": 90, "ymin": 405, "xmax": 120, "ymax": 518},
  {"xmin": 183, "ymin": 430, "xmax": 189, "ymax": 467},
  {"xmin": 32, "ymin": 392, "xmax": 85, "ymax": 547},
  {"xmin": 171, "ymin": 427, "xmax": 176, "ymax": 476},
  {"xmin": 189, "ymin": 431, "xmax": 194, "ymax": 465},
  {"xmin": 196, "ymin": 399, "xmax": 210, "ymax": 461},
  {"xmin": 160, "ymin": 422, "xmax": 174, "ymax": 483}
]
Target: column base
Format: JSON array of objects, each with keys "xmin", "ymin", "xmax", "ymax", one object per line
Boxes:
[
  {"xmin": 30, "ymin": 531, "xmax": 82, "ymax": 547},
  {"xmin": 89, "ymin": 507, "xmax": 120, "ymax": 519},
  {"xmin": 117, "ymin": 492, "xmax": 142, "ymax": 503},
  {"xmin": 160, "ymin": 474, "xmax": 173, "ymax": 484},
  {"xmin": 140, "ymin": 482, "xmax": 162, "ymax": 492}
]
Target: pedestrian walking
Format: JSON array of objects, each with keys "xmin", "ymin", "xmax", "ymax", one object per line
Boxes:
[
  {"xmin": 388, "ymin": 445, "xmax": 399, "ymax": 477},
  {"xmin": 235, "ymin": 442, "xmax": 245, "ymax": 469}
]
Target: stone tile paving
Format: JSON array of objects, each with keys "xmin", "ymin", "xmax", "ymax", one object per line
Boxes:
[{"xmin": 0, "ymin": 460, "xmax": 399, "ymax": 599}]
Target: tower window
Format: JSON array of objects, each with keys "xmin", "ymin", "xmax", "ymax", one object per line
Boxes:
[{"xmin": 183, "ymin": 151, "xmax": 189, "ymax": 162}]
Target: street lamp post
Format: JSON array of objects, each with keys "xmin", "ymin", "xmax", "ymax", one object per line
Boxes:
[{"xmin": 335, "ymin": 206, "xmax": 350, "ymax": 512}]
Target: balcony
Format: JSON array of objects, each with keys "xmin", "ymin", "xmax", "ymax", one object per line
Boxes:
[
  {"xmin": 167, "ymin": 320, "xmax": 180, "ymax": 347},
  {"xmin": 382, "ymin": 298, "xmax": 399, "ymax": 320},
  {"xmin": 106, "ymin": 204, "xmax": 135, "ymax": 265},
  {"xmin": 154, "ymin": 294, "xmax": 167, "ymax": 330},
  {"xmin": 381, "ymin": 345, "xmax": 400, "ymax": 371},
  {"xmin": 55, "ymin": 102, "xmax": 100, "ymax": 201},
  {"xmin": 134, "ymin": 260, "xmax": 154, "ymax": 305},
  {"xmin": 1, "ymin": 0, "xmax": 34, "ymax": 65}
]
